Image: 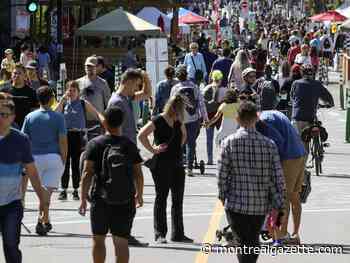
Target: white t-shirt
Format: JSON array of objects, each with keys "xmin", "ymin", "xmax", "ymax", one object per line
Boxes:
[{"xmin": 294, "ymin": 54, "xmax": 311, "ymax": 65}]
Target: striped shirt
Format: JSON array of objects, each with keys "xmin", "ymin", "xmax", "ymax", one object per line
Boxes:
[{"xmin": 217, "ymin": 127, "xmax": 285, "ymax": 215}]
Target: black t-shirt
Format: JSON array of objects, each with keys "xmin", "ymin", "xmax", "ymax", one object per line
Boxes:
[
  {"xmin": 152, "ymin": 115, "xmax": 183, "ymax": 164},
  {"xmin": 99, "ymin": 69, "xmax": 115, "ymax": 94},
  {"xmin": 3, "ymin": 85, "xmax": 38, "ymax": 128},
  {"xmin": 85, "ymin": 134, "xmax": 142, "ymax": 174}
]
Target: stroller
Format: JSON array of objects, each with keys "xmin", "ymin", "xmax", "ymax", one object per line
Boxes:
[{"xmin": 192, "ymin": 122, "xmax": 205, "ymax": 175}]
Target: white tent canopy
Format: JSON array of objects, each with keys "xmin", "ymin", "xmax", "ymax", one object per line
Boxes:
[
  {"xmin": 137, "ymin": 7, "xmax": 191, "ymax": 35},
  {"xmin": 76, "ymin": 8, "xmax": 162, "ymax": 37},
  {"xmin": 137, "ymin": 7, "xmax": 171, "ymax": 33},
  {"xmin": 337, "ymin": 6, "xmax": 350, "ymax": 18}
]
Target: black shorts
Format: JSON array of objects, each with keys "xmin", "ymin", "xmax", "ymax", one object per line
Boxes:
[
  {"xmin": 323, "ymin": 51, "xmax": 333, "ymax": 60},
  {"xmin": 90, "ymin": 199, "xmax": 136, "ymax": 238}
]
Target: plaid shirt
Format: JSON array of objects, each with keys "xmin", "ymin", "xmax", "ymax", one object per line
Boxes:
[{"xmin": 217, "ymin": 127, "xmax": 285, "ymax": 215}]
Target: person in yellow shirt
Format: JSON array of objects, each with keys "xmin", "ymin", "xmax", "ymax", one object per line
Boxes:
[
  {"xmin": 1, "ymin": 49, "xmax": 16, "ymax": 73},
  {"xmin": 206, "ymin": 89, "xmax": 240, "ymax": 147}
]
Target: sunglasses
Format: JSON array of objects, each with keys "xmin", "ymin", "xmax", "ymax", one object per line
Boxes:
[{"xmin": 0, "ymin": 112, "xmax": 12, "ymax": 118}]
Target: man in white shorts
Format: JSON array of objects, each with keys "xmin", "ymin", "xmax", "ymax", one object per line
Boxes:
[{"xmin": 22, "ymin": 86, "xmax": 67, "ymax": 236}]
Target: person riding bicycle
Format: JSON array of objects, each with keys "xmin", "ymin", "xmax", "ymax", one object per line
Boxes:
[{"xmin": 290, "ymin": 64, "xmax": 334, "ymax": 138}]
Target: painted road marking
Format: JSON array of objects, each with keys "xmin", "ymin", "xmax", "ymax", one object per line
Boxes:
[{"xmin": 194, "ymin": 200, "xmax": 224, "ymax": 263}]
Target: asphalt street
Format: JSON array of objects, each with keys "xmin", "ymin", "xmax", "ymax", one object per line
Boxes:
[{"xmin": 1, "ymin": 71, "xmax": 350, "ymax": 263}]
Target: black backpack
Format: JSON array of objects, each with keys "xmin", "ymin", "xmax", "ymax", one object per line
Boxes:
[
  {"xmin": 259, "ymin": 80, "xmax": 277, "ymax": 111},
  {"xmin": 323, "ymin": 38, "xmax": 331, "ymax": 49},
  {"xmin": 98, "ymin": 143, "xmax": 135, "ymax": 205},
  {"xmin": 178, "ymin": 87, "xmax": 198, "ymax": 116}
]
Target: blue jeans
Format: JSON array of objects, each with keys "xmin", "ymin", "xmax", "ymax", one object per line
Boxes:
[
  {"xmin": 185, "ymin": 120, "xmax": 200, "ymax": 170},
  {"xmin": 206, "ymin": 127, "xmax": 214, "ymax": 163},
  {"xmin": 0, "ymin": 200, "xmax": 23, "ymax": 263}
]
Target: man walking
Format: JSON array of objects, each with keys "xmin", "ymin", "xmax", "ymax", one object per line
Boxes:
[
  {"xmin": 22, "ymin": 86, "xmax": 68, "ymax": 236},
  {"xmin": 0, "ymin": 92, "xmax": 45, "ymax": 262},
  {"xmin": 76, "ymin": 56, "xmax": 111, "ymax": 135},
  {"xmin": 218, "ymin": 102, "xmax": 285, "ymax": 263},
  {"xmin": 79, "ymin": 106, "xmax": 144, "ymax": 263},
  {"xmin": 257, "ymin": 110, "xmax": 306, "ymax": 244},
  {"xmin": 184, "ymin": 42, "xmax": 207, "ymax": 84}
]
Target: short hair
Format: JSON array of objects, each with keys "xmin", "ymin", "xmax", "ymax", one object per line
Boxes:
[
  {"xmin": 36, "ymin": 86, "xmax": 53, "ymax": 105},
  {"xmin": 96, "ymin": 56, "xmax": 105, "ymax": 67},
  {"xmin": 121, "ymin": 69, "xmax": 142, "ymax": 84},
  {"xmin": 164, "ymin": 66, "xmax": 175, "ymax": 79},
  {"xmin": 0, "ymin": 92, "xmax": 15, "ymax": 113},
  {"xmin": 14, "ymin": 63, "xmax": 26, "ymax": 73},
  {"xmin": 66, "ymin": 80, "xmax": 80, "ymax": 93},
  {"xmin": 189, "ymin": 42, "xmax": 199, "ymax": 50},
  {"xmin": 237, "ymin": 102, "xmax": 258, "ymax": 123},
  {"xmin": 104, "ymin": 106, "xmax": 124, "ymax": 128},
  {"xmin": 223, "ymin": 89, "xmax": 238, "ymax": 104},
  {"xmin": 223, "ymin": 48, "xmax": 231, "ymax": 57}
]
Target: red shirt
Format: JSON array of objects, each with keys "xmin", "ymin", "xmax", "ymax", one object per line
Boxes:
[{"xmin": 287, "ymin": 46, "xmax": 301, "ymax": 65}]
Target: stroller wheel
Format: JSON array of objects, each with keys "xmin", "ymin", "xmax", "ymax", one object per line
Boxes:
[
  {"xmin": 260, "ymin": 231, "xmax": 271, "ymax": 241},
  {"xmin": 216, "ymin": 230, "xmax": 222, "ymax": 241},
  {"xmin": 199, "ymin": 160, "xmax": 205, "ymax": 174}
]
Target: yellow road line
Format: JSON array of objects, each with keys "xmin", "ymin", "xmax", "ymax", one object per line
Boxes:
[{"xmin": 194, "ymin": 200, "xmax": 225, "ymax": 263}]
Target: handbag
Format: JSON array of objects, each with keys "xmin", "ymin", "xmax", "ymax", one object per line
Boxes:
[
  {"xmin": 143, "ymin": 155, "xmax": 158, "ymax": 170},
  {"xmin": 191, "ymin": 55, "xmax": 204, "ymax": 84}
]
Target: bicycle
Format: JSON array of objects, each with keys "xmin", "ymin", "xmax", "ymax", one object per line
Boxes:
[{"xmin": 301, "ymin": 105, "xmax": 330, "ymax": 176}]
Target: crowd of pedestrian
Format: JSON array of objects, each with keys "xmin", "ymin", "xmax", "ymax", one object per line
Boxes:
[{"xmin": 0, "ymin": 1, "xmax": 343, "ymax": 263}]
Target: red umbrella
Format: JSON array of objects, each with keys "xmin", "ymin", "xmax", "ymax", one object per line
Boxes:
[
  {"xmin": 179, "ymin": 13, "xmax": 208, "ymax": 24},
  {"xmin": 310, "ymin": 11, "xmax": 347, "ymax": 22}
]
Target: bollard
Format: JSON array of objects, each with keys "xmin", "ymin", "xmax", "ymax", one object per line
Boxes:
[
  {"xmin": 339, "ymin": 53, "xmax": 345, "ymax": 110},
  {"xmin": 346, "ymin": 87, "xmax": 350, "ymax": 143}
]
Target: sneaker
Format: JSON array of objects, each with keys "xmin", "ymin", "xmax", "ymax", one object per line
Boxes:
[
  {"xmin": 128, "ymin": 235, "xmax": 149, "ymax": 247},
  {"xmin": 207, "ymin": 161, "xmax": 214, "ymax": 165},
  {"xmin": 171, "ymin": 235, "xmax": 193, "ymax": 243},
  {"xmin": 36, "ymin": 222, "xmax": 47, "ymax": 236},
  {"xmin": 72, "ymin": 190, "xmax": 80, "ymax": 201},
  {"xmin": 58, "ymin": 190, "xmax": 67, "ymax": 201},
  {"xmin": 186, "ymin": 168, "xmax": 194, "ymax": 177},
  {"xmin": 45, "ymin": 222, "xmax": 52, "ymax": 232},
  {"xmin": 155, "ymin": 236, "xmax": 167, "ymax": 244}
]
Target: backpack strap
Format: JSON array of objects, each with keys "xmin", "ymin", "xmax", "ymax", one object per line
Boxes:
[
  {"xmin": 101, "ymin": 144, "xmax": 112, "ymax": 181},
  {"xmin": 190, "ymin": 55, "xmax": 198, "ymax": 71},
  {"xmin": 80, "ymin": 99, "xmax": 88, "ymax": 129}
]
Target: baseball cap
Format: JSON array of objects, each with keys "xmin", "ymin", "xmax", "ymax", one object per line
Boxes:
[
  {"xmin": 85, "ymin": 56, "xmax": 97, "ymax": 66},
  {"xmin": 242, "ymin": 68, "xmax": 256, "ymax": 78},
  {"xmin": 25, "ymin": 60, "xmax": 38, "ymax": 70},
  {"xmin": 5, "ymin": 49, "xmax": 13, "ymax": 55}
]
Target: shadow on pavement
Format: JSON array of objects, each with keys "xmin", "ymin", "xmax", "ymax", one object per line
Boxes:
[{"xmin": 320, "ymin": 174, "xmax": 350, "ymax": 179}]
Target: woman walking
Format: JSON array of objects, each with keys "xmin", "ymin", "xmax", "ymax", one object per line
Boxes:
[
  {"xmin": 206, "ymin": 89, "xmax": 240, "ymax": 147},
  {"xmin": 228, "ymin": 50, "xmax": 250, "ymax": 90},
  {"xmin": 138, "ymin": 94, "xmax": 193, "ymax": 244},
  {"xmin": 55, "ymin": 80, "xmax": 104, "ymax": 201}
]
